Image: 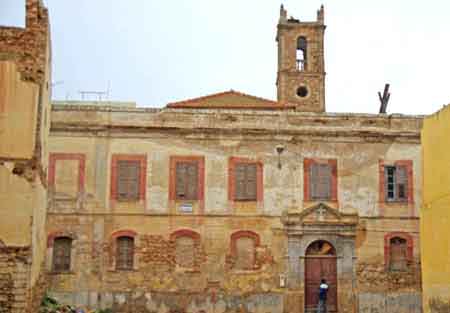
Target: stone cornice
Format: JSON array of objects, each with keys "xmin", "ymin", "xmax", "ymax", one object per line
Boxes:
[{"xmin": 50, "ymin": 105, "xmax": 423, "ymax": 143}]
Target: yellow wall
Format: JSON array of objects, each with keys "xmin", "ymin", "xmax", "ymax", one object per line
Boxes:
[
  {"xmin": 0, "ymin": 61, "xmax": 39, "ymax": 159},
  {"xmin": 421, "ymin": 104, "xmax": 450, "ymax": 312}
]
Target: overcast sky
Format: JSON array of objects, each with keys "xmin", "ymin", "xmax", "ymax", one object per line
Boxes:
[{"xmin": 1, "ymin": 0, "xmax": 450, "ymax": 114}]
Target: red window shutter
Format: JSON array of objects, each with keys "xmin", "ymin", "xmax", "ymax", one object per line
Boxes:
[
  {"xmin": 116, "ymin": 236, "xmax": 134, "ymax": 270},
  {"xmin": 176, "ymin": 163, "xmax": 187, "ymax": 199},
  {"xmin": 310, "ymin": 163, "xmax": 332, "ymax": 200},
  {"xmin": 396, "ymin": 165, "xmax": 408, "ymax": 201},
  {"xmin": 234, "ymin": 163, "xmax": 257, "ymax": 201},
  {"xmin": 235, "ymin": 164, "xmax": 246, "ymax": 200},
  {"xmin": 245, "ymin": 164, "xmax": 257, "ymax": 201},
  {"xmin": 117, "ymin": 160, "xmax": 140, "ymax": 200},
  {"xmin": 186, "ymin": 163, "xmax": 198, "ymax": 200},
  {"xmin": 176, "ymin": 162, "xmax": 198, "ymax": 200}
]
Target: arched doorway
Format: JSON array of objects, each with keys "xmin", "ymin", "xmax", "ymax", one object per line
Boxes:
[{"xmin": 305, "ymin": 240, "xmax": 337, "ymax": 313}]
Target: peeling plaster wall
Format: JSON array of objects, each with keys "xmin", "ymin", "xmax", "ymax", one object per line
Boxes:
[{"xmin": 47, "ymin": 106, "xmax": 423, "ymax": 312}]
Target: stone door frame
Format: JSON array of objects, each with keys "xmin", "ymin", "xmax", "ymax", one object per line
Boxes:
[{"xmin": 281, "ymin": 203, "xmax": 359, "ymax": 313}]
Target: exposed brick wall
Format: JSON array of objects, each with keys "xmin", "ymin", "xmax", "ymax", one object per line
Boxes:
[
  {"xmin": 0, "ymin": 247, "xmax": 31, "ymax": 313},
  {"xmin": 0, "ymin": 0, "xmax": 49, "ymax": 84}
]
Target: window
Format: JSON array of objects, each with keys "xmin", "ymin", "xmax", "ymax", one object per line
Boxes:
[
  {"xmin": 52, "ymin": 237, "xmax": 72, "ymax": 272},
  {"xmin": 176, "ymin": 162, "xmax": 198, "ymax": 200},
  {"xmin": 389, "ymin": 237, "xmax": 408, "ymax": 271},
  {"xmin": 234, "ymin": 236, "xmax": 256, "ymax": 270},
  {"xmin": 310, "ymin": 163, "xmax": 332, "ymax": 200},
  {"xmin": 116, "ymin": 236, "xmax": 134, "ymax": 270},
  {"xmin": 384, "ymin": 165, "xmax": 408, "ymax": 202},
  {"xmin": 296, "ymin": 36, "xmax": 307, "ymax": 71},
  {"xmin": 304, "ymin": 159, "xmax": 337, "ymax": 202},
  {"xmin": 111, "ymin": 155, "xmax": 146, "ymax": 202},
  {"xmin": 116, "ymin": 160, "xmax": 141, "ymax": 201},
  {"xmin": 235, "ymin": 163, "xmax": 257, "ymax": 201},
  {"xmin": 230, "ymin": 231, "xmax": 260, "ymax": 271},
  {"xmin": 175, "ymin": 236, "xmax": 195, "ymax": 268}
]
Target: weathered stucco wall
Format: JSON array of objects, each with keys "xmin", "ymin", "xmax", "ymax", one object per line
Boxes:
[
  {"xmin": 421, "ymin": 105, "xmax": 450, "ymax": 313},
  {"xmin": 0, "ymin": 0, "xmax": 51, "ymax": 312},
  {"xmin": 47, "ymin": 105, "xmax": 422, "ymax": 312}
]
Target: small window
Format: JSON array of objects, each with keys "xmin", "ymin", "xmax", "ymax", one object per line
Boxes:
[
  {"xmin": 116, "ymin": 160, "xmax": 141, "ymax": 201},
  {"xmin": 296, "ymin": 36, "xmax": 307, "ymax": 71},
  {"xmin": 116, "ymin": 236, "xmax": 134, "ymax": 270},
  {"xmin": 235, "ymin": 236, "xmax": 256, "ymax": 270},
  {"xmin": 310, "ymin": 163, "xmax": 332, "ymax": 200},
  {"xmin": 384, "ymin": 165, "xmax": 408, "ymax": 202},
  {"xmin": 175, "ymin": 236, "xmax": 195, "ymax": 268},
  {"xmin": 389, "ymin": 237, "xmax": 407, "ymax": 271},
  {"xmin": 52, "ymin": 237, "xmax": 72, "ymax": 272},
  {"xmin": 234, "ymin": 163, "xmax": 257, "ymax": 201},
  {"xmin": 176, "ymin": 162, "xmax": 199, "ymax": 200}
]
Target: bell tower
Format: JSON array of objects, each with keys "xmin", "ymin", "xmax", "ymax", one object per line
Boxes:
[{"xmin": 276, "ymin": 5, "xmax": 326, "ymax": 112}]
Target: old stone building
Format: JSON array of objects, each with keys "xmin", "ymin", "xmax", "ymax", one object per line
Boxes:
[
  {"xmin": 0, "ymin": 0, "xmax": 52, "ymax": 312},
  {"xmin": 44, "ymin": 5, "xmax": 423, "ymax": 313}
]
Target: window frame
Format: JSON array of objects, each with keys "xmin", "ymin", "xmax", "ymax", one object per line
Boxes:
[
  {"xmin": 115, "ymin": 236, "xmax": 135, "ymax": 271},
  {"xmin": 170, "ymin": 229, "xmax": 201, "ymax": 270},
  {"xmin": 229, "ymin": 231, "xmax": 260, "ymax": 271},
  {"xmin": 52, "ymin": 236, "xmax": 72, "ymax": 273},
  {"xmin": 303, "ymin": 158, "xmax": 338, "ymax": 202},
  {"xmin": 110, "ymin": 154, "xmax": 147, "ymax": 202},
  {"xmin": 169, "ymin": 156, "xmax": 205, "ymax": 213},
  {"xmin": 384, "ymin": 232, "xmax": 413, "ymax": 272},
  {"xmin": 228, "ymin": 157, "xmax": 263, "ymax": 203},
  {"xmin": 234, "ymin": 162, "xmax": 258, "ymax": 201},
  {"xmin": 379, "ymin": 160, "xmax": 414, "ymax": 205}
]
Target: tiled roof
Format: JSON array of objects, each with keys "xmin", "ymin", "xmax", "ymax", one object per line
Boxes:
[{"xmin": 166, "ymin": 90, "xmax": 294, "ymax": 110}]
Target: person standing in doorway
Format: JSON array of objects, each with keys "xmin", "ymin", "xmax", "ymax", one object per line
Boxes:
[{"xmin": 318, "ymin": 279, "xmax": 329, "ymax": 313}]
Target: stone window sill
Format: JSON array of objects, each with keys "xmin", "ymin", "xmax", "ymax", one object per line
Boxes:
[{"xmin": 49, "ymin": 270, "xmax": 75, "ymax": 275}]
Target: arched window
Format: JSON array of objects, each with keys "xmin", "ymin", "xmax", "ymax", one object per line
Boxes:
[
  {"xmin": 230, "ymin": 231, "xmax": 260, "ymax": 270},
  {"xmin": 296, "ymin": 36, "xmax": 307, "ymax": 71},
  {"xmin": 52, "ymin": 237, "xmax": 72, "ymax": 272},
  {"xmin": 389, "ymin": 237, "xmax": 407, "ymax": 271},
  {"xmin": 175, "ymin": 236, "xmax": 195, "ymax": 268},
  {"xmin": 235, "ymin": 236, "xmax": 256, "ymax": 270},
  {"xmin": 171, "ymin": 229, "xmax": 200, "ymax": 269},
  {"xmin": 116, "ymin": 236, "xmax": 134, "ymax": 270}
]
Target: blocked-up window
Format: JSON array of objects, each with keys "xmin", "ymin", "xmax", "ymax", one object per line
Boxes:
[
  {"xmin": 234, "ymin": 236, "xmax": 255, "ymax": 270},
  {"xmin": 385, "ymin": 165, "xmax": 408, "ymax": 202},
  {"xmin": 116, "ymin": 236, "xmax": 134, "ymax": 270},
  {"xmin": 116, "ymin": 160, "xmax": 141, "ymax": 201},
  {"xmin": 310, "ymin": 163, "xmax": 332, "ymax": 200},
  {"xmin": 52, "ymin": 237, "xmax": 72, "ymax": 272},
  {"xmin": 234, "ymin": 163, "xmax": 257, "ymax": 201},
  {"xmin": 389, "ymin": 237, "xmax": 408, "ymax": 271},
  {"xmin": 175, "ymin": 236, "xmax": 195, "ymax": 268},
  {"xmin": 176, "ymin": 162, "xmax": 198, "ymax": 200}
]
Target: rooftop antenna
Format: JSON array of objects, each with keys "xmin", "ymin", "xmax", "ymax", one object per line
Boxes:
[
  {"xmin": 378, "ymin": 83, "xmax": 390, "ymax": 114},
  {"xmin": 78, "ymin": 82, "xmax": 112, "ymax": 101}
]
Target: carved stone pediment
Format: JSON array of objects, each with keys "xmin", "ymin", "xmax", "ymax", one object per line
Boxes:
[{"xmin": 281, "ymin": 202, "xmax": 358, "ymax": 227}]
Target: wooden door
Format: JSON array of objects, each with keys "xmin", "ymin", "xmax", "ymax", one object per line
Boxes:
[{"xmin": 305, "ymin": 241, "xmax": 337, "ymax": 313}]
